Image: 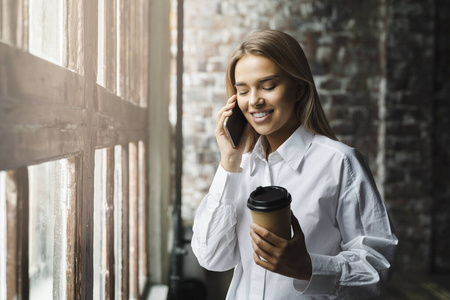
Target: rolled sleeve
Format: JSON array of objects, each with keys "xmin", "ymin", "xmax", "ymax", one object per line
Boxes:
[
  {"xmin": 210, "ymin": 164, "xmax": 243, "ymax": 205},
  {"xmin": 293, "ymin": 253, "xmax": 341, "ymax": 296},
  {"xmin": 293, "ymin": 151, "xmax": 398, "ymax": 298},
  {"xmin": 191, "ymin": 164, "xmax": 243, "ymax": 271}
]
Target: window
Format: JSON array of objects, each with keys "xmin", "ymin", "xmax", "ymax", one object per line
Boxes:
[
  {"xmin": 28, "ymin": 0, "xmax": 64, "ymax": 65},
  {"xmin": 0, "ymin": 171, "xmax": 8, "ymax": 299},
  {"xmin": 93, "ymin": 149, "xmax": 108, "ymax": 300},
  {"xmin": 0, "ymin": 0, "xmax": 171, "ymax": 298},
  {"xmin": 28, "ymin": 159, "xmax": 74, "ymax": 299}
]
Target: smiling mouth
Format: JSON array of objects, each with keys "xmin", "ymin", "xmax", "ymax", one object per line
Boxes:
[{"xmin": 251, "ymin": 110, "xmax": 273, "ymax": 118}]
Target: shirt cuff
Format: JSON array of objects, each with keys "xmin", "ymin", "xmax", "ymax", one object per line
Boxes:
[
  {"xmin": 209, "ymin": 164, "xmax": 243, "ymax": 205},
  {"xmin": 293, "ymin": 253, "xmax": 342, "ymax": 296}
]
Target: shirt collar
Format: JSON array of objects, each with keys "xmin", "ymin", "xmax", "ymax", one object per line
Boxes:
[{"xmin": 250, "ymin": 126, "xmax": 314, "ymax": 174}]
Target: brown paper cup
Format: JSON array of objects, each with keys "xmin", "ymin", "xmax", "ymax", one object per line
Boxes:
[
  {"xmin": 250, "ymin": 204, "xmax": 291, "ymax": 239},
  {"xmin": 247, "ymin": 186, "xmax": 292, "ymax": 240}
]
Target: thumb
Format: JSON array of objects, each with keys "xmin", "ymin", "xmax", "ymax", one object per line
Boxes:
[{"xmin": 291, "ymin": 211, "xmax": 304, "ymax": 239}]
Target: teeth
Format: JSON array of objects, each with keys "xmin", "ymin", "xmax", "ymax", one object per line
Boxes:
[{"xmin": 252, "ymin": 111, "xmax": 271, "ymax": 118}]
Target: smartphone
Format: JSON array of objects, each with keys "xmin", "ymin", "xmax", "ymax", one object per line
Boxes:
[{"xmin": 223, "ymin": 101, "xmax": 248, "ymax": 148}]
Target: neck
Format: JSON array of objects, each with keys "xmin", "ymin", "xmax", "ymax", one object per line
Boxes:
[
  {"xmin": 265, "ymin": 124, "xmax": 301, "ymax": 158},
  {"xmin": 264, "ymin": 142, "xmax": 272, "ymax": 160}
]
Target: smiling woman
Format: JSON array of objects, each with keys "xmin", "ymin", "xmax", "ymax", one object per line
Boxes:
[
  {"xmin": 226, "ymin": 30, "xmax": 337, "ymax": 149},
  {"xmin": 191, "ymin": 29, "xmax": 398, "ymax": 299},
  {"xmin": 234, "ymin": 55, "xmax": 300, "ymax": 154}
]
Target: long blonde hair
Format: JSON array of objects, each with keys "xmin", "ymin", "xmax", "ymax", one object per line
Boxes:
[{"xmin": 226, "ymin": 29, "xmax": 337, "ymax": 150}]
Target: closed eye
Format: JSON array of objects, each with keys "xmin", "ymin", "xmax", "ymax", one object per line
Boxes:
[
  {"xmin": 238, "ymin": 90, "xmax": 249, "ymax": 96},
  {"xmin": 262, "ymin": 85, "xmax": 276, "ymax": 91}
]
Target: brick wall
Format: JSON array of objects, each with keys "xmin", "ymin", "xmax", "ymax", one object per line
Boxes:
[
  {"xmin": 432, "ymin": 0, "xmax": 450, "ymax": 272},
  {"xmin": 384, "ymin": 0, "xmax": 435, "ymax": 273},
  {"xmin": 180, "ymin": 0, "xmax": 450, "ymax": 274}
]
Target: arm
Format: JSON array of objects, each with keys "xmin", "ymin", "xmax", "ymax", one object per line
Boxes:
[
  {"xmin": 297, "ymin": 151, "xmax": 398, "ymax": 298},
  {"xmin": 192, "ymin": 95, "xmax": 251, "ymax": 271},
  {"xmin": 191, "ymin": 165, "xmax": 242, "ymax": 271},
  {"xmin": 250, "ymin": 150, "xmax": 398, "ymax": 298}
]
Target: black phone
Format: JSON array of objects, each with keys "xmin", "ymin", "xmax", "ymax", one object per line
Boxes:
[{"xmin": 223, "ymin": 101, "xmax": 248, "ymax": 148}]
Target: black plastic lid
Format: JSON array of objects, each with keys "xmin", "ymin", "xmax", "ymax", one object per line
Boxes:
[{"xmin": 247, "ymin": 186, "xmax": 291, "ymax": 212}]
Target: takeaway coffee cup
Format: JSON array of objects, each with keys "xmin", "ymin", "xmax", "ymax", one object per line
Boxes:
[{"xmin": 247, "ymin": 186, "xmax": 292, "ymax": 240}]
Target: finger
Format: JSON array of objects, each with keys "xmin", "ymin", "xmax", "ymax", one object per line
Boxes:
[
  {"xmin": 217, "ymin": 104, "xmax": 233, "ymax": 117},
  {"xmin": 253, "ymin": 251, "xmax": 274, "ymax": 272},
  {"xmin": 216, "ymin": 104, "xmax": 236, "ymax": 131},
  {"xmin": 216, "ymin": 110, "xmax": 233, "ymax": 132},
  {"xmin": 216, "ymin": 101, "xmax": 236, "ymax": 126},
  {"xmin": 250, "ymin": 222, "xmax": 286, "ymax": 247},
  {"xmin": 252, "ymin": 239, "xmax": 284, "ymax": 269},
  {"xmin": 251, "ymin": 240, "xmax": 271, "ymax": 260},
  {"xmin": 250, "ymin": 229, "xmax": 276, "ymax": 255},
  {"xmin": 226, "ymin": 94, "xmax": 237, "ymax": 104}
]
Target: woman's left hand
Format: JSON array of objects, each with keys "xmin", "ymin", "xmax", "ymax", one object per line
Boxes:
[{"xmin": 250, "ymin": 212, "xmax": 312, "ymax": 281}]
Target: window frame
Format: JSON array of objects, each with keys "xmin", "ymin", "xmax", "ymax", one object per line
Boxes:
[{"xmin": 0, "ymin": 0, "xmax": 171, "ymax": 298}]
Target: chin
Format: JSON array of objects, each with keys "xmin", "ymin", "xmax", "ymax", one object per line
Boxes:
[{"xmin": 253, "ymin": 127, "xmax": 273, "ymax": 137}]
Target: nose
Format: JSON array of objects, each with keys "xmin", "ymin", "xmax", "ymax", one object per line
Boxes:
[{"xmin": 249, "ymin": 90, "xmax": 264, "ymax": 107}]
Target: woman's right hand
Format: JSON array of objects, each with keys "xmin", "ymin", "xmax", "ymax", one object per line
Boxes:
[{"xmin": 215, "ymin": 95, "xmax": 251, "ymax": 173}]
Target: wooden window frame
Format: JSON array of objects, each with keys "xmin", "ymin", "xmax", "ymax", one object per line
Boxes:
[{"xmin": 0, "ymin": 0, "xmax": 171, "ymax": 298}]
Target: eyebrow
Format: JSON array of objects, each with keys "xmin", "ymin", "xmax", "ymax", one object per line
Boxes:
[{"xmin": 235, "ymin": 75, "xmax": 280, "ymax": 87}]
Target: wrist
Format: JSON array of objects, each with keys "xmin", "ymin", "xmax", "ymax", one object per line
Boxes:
[
  {"xmin": 302, "ymin": 255, "xmax": 312, "ymax": 281},
  {"xmin": 220, "ymin": 156, "xmax": 241, "ymax": 173},
  {"xmin": 293, "ymin": 254, "xmax": 312, "ymax": 281}
]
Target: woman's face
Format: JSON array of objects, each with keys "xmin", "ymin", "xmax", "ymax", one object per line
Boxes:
[{"xmin": 234, "ymin": 54, "xmax": 301, "ymax": 148}]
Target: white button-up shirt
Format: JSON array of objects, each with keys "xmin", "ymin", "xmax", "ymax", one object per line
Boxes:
[{"xmin": 191, "ymin": 126, "xmax": 398, "ymax": 299}]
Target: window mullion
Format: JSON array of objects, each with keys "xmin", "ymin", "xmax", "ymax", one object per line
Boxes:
[
  {"xmin": 138, "ymin": 141, "xmax": 148, "ymax": 291},
  {"xmin": 79, "ymin": 0, "xmax": 99, "ymax": 298},
  {"xmin": 4, "ymin": 167, "xmax": 30, "ymax": 300},
  {"xmin": 105, "ymin": 148, "xmax": 115, "ymax": 299},
  {"xmin": 121, "ymin": 145, "xmax": 130, "ymax": 300},
  {"xmin": 128, "ymin": 142, "xmax": 139, "ymax": 299},
  {"xmin": 66, "ymin": 156, "xmax": 80, "ymax": 299},
  {"xmin": 104, "ymin": 0, "xmax": 117, "ymax": 92}
]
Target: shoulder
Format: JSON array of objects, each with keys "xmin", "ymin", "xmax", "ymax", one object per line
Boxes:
[
  {"xmin": 312, "ymin": 135, "xmax": 374, "ymax": 183},
  {"xmin": 309, "ymin": 135, "xmax": 369, "ymax": 174},
  {"xmin": 311, "ymin": 135, "xmax": 359, "ymax": 159}
]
